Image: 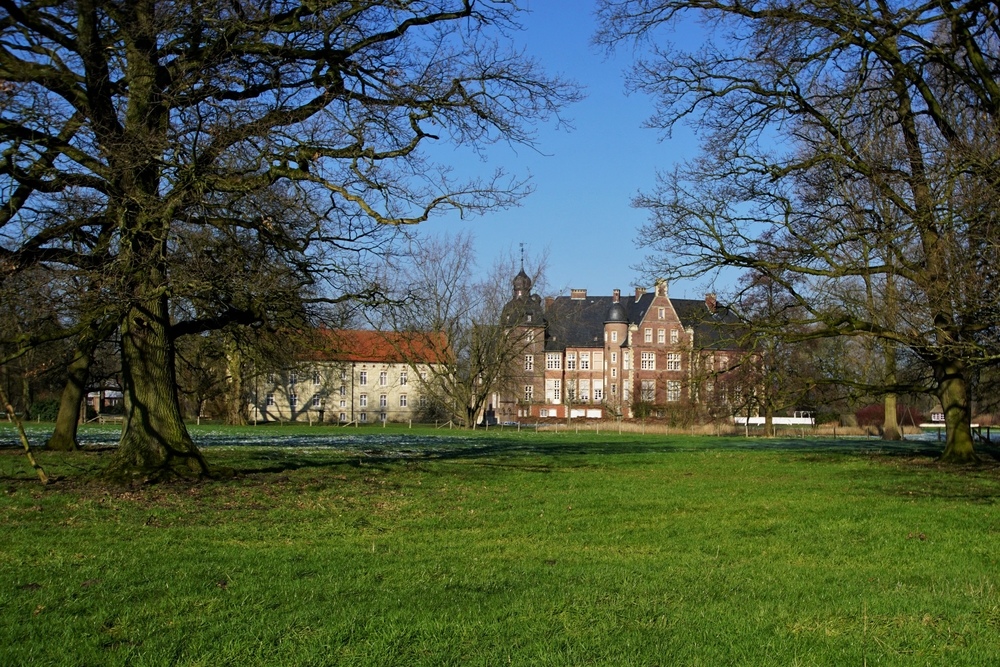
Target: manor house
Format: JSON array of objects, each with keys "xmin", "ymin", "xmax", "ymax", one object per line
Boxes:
[{"xmin": 494, "ymin": 270, "xmax": 741, "ymax": 422}]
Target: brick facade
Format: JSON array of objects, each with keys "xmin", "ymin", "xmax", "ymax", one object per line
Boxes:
[{"xmin": 496, "ymin": 271, "xmax": 740, "ymax": 421}]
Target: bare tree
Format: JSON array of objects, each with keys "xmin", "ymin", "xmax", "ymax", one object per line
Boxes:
[
  {"xmin": 0, "ymin": 1, "xmax": 579, "ymax": 477},
  {"xmin": 379, "ymin": 232, "xmax": 547, "ymax": 427},
  {"xmin": 598, "ymin": 0, "xmax": 1000, "ymax": 462}
]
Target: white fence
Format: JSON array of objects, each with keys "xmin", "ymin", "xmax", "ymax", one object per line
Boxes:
[{"xmin": 733, "ymin": 415, "xmax": 815, "ymax": 426}]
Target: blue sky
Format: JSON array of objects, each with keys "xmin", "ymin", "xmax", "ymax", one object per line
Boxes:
[{"xmin": 418, "ymin": 1, "xmax": 712, "ymax": 300}]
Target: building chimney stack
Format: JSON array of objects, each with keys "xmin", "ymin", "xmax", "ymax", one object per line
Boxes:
[
  {"xmin": 635, "ymin": 287, "xmax": 646, "ymax": 300},
  {"xmin": 612, "ymin": 289, "xmax": 620, "ymax": 303},
  {"xmin": 706, "ymin": 293, "xmax": 717, "ymax": 313},
  {"xmin": 570, "ymin": 288, "xmax": 587, "ymax": 300}
]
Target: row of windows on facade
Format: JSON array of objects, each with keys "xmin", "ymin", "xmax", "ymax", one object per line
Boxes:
[
  {"xmin": 267, "ymin": 369, "xmax": 424, "ymax": 387},
  {"xmin": 265, "ymin": 393, "xmax": 426, "ymax": 409},
  {"xmin": 523, "ymin": 378, "xmax": 686, "ymax": 403},
  {"xmin": 607, "ymin": 326, "xmax": 681, "ymax": 344},
  {"xmin": 526, "ymin": 351, "xmax": 693, "ymax": 372}
]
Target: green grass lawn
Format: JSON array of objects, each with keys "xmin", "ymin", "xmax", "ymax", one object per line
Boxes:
[{"xmin": 2, "ymin": 424, "xmax": 1000, "ymax": 665}]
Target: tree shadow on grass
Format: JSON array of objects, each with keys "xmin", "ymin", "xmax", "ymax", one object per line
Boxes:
[{"xmin": 206, "ymin": 430, "xmax": 1000, "ymax": 480}]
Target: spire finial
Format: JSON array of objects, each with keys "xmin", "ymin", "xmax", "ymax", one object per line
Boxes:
[{"xmin": 519, "ymin": 242, "xmax": 525, "ymax": 270}]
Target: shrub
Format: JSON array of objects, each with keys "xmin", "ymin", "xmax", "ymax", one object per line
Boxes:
[{"xmin": 29, "ymin": 399, "xmax": 60, "ymax": 422}]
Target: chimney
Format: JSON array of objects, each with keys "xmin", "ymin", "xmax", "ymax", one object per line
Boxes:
[
  {"xmin": 706, "ymin": 293, "xmax": 717, "ymax": 313},
  {"xmin": 655, "ymin": 279, "xmax": 668, "ymax": 298},
  {"xmin": 570, "ymin": 288, "xmax": 587, "ymax": 300},
  {"xmin": 612, "ymin": 289, "xmax": 620, "ymax": 303},
  {"xmin": 635, "ymin": 287, "xmax": 646, "ymax": 300},
  {"xmin": 545, "ymin": 296, "xmax": 555, "ymax": 309}
]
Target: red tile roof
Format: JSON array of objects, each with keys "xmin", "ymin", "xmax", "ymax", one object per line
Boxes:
[{"xmin": 303, "ymin": 329, "xmax": 451, "ymax": 365}]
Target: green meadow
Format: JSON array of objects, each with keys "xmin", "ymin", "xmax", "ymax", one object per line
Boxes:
[{"xmin": 2, "ymin": 424, "xmax": 1000, "ymax": 665}]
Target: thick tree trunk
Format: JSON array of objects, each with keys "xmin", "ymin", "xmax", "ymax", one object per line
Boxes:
[
  {"xmin": 882, "ymin": 393, "xmax": 902, "ymax": 441},
  {"xmin": 936, "ymin": 361, "xmax": 977, "ymax": 463},
  {"xmin": 46, "ymin": 346, "xmax": 92, "ymax": 451},
  {"xmin": 764, "ymin": 406, "xmax": 774, "ymax": 437},
  {"xmin": 105, "ymin": 294, "xmax": 208, "ymax": 480}
]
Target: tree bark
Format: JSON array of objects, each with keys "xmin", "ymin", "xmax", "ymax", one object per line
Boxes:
[
  {"xmin": 105, "ymin": 293, "xmax": 208, "ymax": 480},
  {"xmin": 936, "ymin": 361, "xmax": 977, "ymax": 463},
  {"xmin": 882, "ymin": 393, "xmax": 902, "ymax": 441},
  {"xmin": 46, "ymin": 346, "xmax": 92, "ymax": 451},
  {"xmin": 224, "ymin": 339, "xmax": 248, "ymax": 426}
]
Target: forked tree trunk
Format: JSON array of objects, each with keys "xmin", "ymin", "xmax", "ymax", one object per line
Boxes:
[
  {"xmin": 46, "ymin": 346, "xmax": 92, "ymax": 451},
  {"xmin": 882, "ymin": 393, "xmax": 902, "ymax": 441},
  {"xmin": 105, "ymin": 294, "xmax": 208, "ymax": 480},
  {"xmin": 936, "ymin": 361, "xmax": 977, "ymax": 463}
]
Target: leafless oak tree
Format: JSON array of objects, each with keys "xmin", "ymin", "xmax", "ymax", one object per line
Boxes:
[
  {"xmin": 0, "ymin": 1, "xmax": 578, "ymax": 477},
  {"xmin": 598, "ymin": 0, "xmax": 1000, "ymax": 461}
]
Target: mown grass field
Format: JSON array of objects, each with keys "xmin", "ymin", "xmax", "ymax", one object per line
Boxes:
[{"xmin": 2, "ymin": 423, "xmax": 1000, "ymax": 665}]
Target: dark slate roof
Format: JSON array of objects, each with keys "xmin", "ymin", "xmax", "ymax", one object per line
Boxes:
[
  {"xmin": 540, "ymin": 293, "xmax": 742, "ymax": 352},
  {"xmin": 544, "ymin": 296, "xmax": 613, "ymax": 350},
  {"xmin": 606, "ymin": 300, "xmax": 628, "ymax": 323},
  {"xmin": 627, "ymin": 292, "xmax": 655, "ymax": 324},
  {"xmin": 671, "ymin": 299, "xmax": 743, "ymax": 350},
  {"xmin": 501, "ymin": 292, "xmax": 546, "ymax": 328}
]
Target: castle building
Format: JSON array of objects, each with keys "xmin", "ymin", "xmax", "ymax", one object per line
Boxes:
[
  {"xmin": 255, "ymin": 329, "xmax": 448, "ymax": 424},
  {"xmin": 496, "ymin": 270, "xmax": 740, "ymax": 421}
]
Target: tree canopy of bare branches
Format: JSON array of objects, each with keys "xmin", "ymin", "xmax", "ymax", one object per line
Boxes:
[
  {"xmin": 598, "ymin": 0, "xmax": 1000, "ymax": 461},
  {"xmin": 0, "ymin": 0, "xmax": 578, "ymax": 477}
]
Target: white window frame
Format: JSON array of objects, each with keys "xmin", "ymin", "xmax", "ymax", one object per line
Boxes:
[
  {"xmin": 644, "ymin": 328, "xmax": 652, "ymax": 343},
  {"xmin": 399, "ymin": 394, "xmax": 407, "ymax": 407},
  {"xmin": 641, "ymin": 352, "xmax": 656, "ymax": 370},
  {"xmin": 580, "ymin": 353, "xmax": 590, "ymax": 370},
  {"xmin": 667, "ymin": 353, "xmax": 681, "ymax": 371},
  {"xmin": 640, "ymin": 380, "xmax": 656, "ymax": 402},
  {"xmin": 525, "ymin": 354, "xmax": 534, "ymax": 371},
  {"xmin": 667, "ymin": 381, "xmax": 682, "ymax": 402},
  {"xmin": 546, "ymin": 353, "xmax": 561, "ymax": 370},
  {"xmin": 566, "ymin": 352, "xmax": 577, "ymax": 370}
]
